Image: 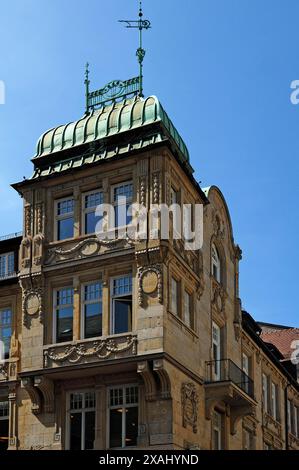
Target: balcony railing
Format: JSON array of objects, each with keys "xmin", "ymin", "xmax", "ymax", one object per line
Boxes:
[
  {"xmin": 0, "ymin": 231, "xmax": 22, "ymax": 242},
  {"xmin": 206, "ymin": 359, "xmax": 254, "ymax": 399}
]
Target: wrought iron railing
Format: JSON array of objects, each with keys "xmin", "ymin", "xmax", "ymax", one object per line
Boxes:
[
  {"xmin": 0, "ymin": 231, "xmax": 22, "ymax": 242},
  {"xmin": 0, "ymin": 272, "xmax": 17, "ymax": 281},
  {"xmin": 206, "ymin": 359, "xmax": 254, "ymax": 399}
]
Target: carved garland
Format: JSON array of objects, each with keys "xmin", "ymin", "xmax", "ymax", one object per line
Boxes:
[{"xmin": 44, "ymin": 336, "xmax": 137, "ymax": 367}]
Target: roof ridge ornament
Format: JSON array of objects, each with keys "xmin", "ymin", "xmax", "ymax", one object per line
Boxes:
[
  {"xmin": 119, "ymin": 0, "xmax": 151, "ymax": 99},
  {"xmin": 84, "ymin": 1, "xmax": 151, "ymax": 114}
]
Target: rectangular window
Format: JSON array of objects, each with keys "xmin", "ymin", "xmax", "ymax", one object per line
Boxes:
[
  {"xmin": 212, "ymin": 322, "xmax": 221, "ymax": 380},
  {"xmin": 242, "ymin": 353, "xmax": 250, "ymax": 395},
  {"xmin": 82, "ymin": 282, "xmax": 103, "ymax": 339},
  {"xmin": 83, "ymin": 191, "xmax": 104, "ymax": 235},
  {"xmin": 271, "ymin": 382, "xmax": 279, "ymax": 421},
  {"xmin": 109, "ymin": 385, "xmax": 138, "ymax": 448},
  {"xmin": 111, "ymin": 276, "xmax": 133, "ymax": 334},
  {"xmin": 0, "ymin": 252, "xmax": 14, "ymax": 278},
  {"xmin": 170, "ymin": 187, "xmax": 179, "ymax": 205},
  {"xmin": 0, "ymin": 401, "xmax": 9, "ymax": 451},
  {"xmin": 54, "ymin": 287, "xmax": 74, "ymax": 343},
  {"xmin": 0, "ymin": 309, "xmax": 12, "ymax": 360},
  {"xmin": 56, "ymin": 197, "xmax": 74, "ymax": 241},
  {"xmin": 212, "ymin": 410, "xmax": 223, "ymax": 450},
  {"xmin": 262, "ymin": 373, "xmax": 269, "ymax": 413},
  {"xmin": 171, "ymin": 278, "xmax": 179, "ymax": 316},
  {"xmin": 294, "ymin": 406, "xmax": 298, "ymax": 438},
  {"xmin": 68, "ymin": 391, "xmax": 96, "ymax": 450},
  {"xmin": 184, "ymin": 290, "xmax": 193, "ymax": 329},
  {"xmin": 112, "ymin": 182, "xmax": 133, "ymax": 228}
]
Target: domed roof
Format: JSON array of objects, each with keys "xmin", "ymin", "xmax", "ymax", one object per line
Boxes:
[{"xmin": 34, "ymin": 95, "xmax": 190, "ymax": 163}]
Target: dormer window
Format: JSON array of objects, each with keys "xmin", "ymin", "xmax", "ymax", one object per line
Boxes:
[{"xmin": 212, "ymin": 244, "xmax": 221, "ymax": 283}]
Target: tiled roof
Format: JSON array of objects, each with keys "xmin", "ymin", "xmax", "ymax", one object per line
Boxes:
[{"xmin": 260, "ymin": 328, "xmax": 299, "ymax": 360}]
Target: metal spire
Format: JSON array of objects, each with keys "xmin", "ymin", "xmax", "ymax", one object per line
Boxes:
[
  {"xmin": 84, "ymin": 62, "xmax": 90, "ymax": 114},
  {"xmin": 119, "ymin": 1, "xmax": 151, "ymax": 97}
]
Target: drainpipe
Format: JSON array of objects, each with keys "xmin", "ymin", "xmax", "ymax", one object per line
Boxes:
[{"xmin": 284, "ymin": 383, "xmax": 291, "ymax": 450}]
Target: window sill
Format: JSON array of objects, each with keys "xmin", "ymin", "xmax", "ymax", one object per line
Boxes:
[{"xmin": 167, "ymin": 310, "xmax": 198, "ymax": 339}]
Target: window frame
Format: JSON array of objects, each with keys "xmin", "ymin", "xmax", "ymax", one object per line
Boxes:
[
  {"xmin": 183, "ymin": 289, "xmax": 194, "ymax": 329},
  {"xmin": 271, "ymin": 381, "xmax": 279, "ymax": 421},
  {"xmin": 110, "ymin": 274, "xmax": 133, "ymax": 335},
  {"xmin": 107, "ymin": 384, "xmax": 139, "ymax": 449},
  {"xmin": 170, "ymin": 277, "xmax": 180, "ymax": 317},
  {"xmin": 111, "ymin": 181, "xmax": 133, "ymax": 231},
  {"xmin": 82, "ymin": 189, "xmax": 104, "ymax": 236},
  {"xmin": 212, "ymin": 410, "xmax": 223, "ymax": 450},
  {"xmin": 54, "ymin": 196, "xmax": 75, "ymax": 242},
  {"xmin": 66, "ymin": 390, "xmax": 96, "ymax": 450},
  {"xmin": 53, "ymin": 286, "xmax": 74, "ymax": 344},
  {"xmin": 0, "ymin": 252, "xmax": 15, "ymax": 278},
  {"xmin": 80, "ymin": 280, "xmax": 103, "ymax": 340},
  {"xmin": 262, "ymin": 373, "xmax": 269, "ymax": 413},
  {"xmin": 212, "ymin": 322, "xmax": 222, "ymax": 381},
  {"xmin": 211, "ymin": 244, "xmax": 221, "ymax": 283},
  {"xmin": 0, "ymin": 308, "xmax": 13, "ymax": 360}
]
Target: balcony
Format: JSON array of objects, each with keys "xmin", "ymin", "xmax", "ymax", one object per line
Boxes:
[{"xmin": 204, "ymin": 359, "xmax": 256, "ymax": 434}]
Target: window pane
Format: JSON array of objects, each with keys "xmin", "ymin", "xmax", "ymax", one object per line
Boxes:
[
  {"xmin": 57, "ymin": 288, "xmax": 74, "ymax": 306},
  {"xmin": 125, "ymin": 386, "xmax": 138, "ymax": 405},
  {"xmin": 85, "ymin": 392, "xmax": 96, "ymax": 409},
  {"xmin": 85, "ymin": 192, "xmax": 103, "ymax": 209},
  {"xmin": 57, "ymin": 199, "xmax": 74, "ymax": 215},
  {"xmin": 7, "ymin": 253, "xmax": 14, "ymax": 275},
  {"xmin": 0, "ymin": 401, "xmax": 9, "ymax": 418},
  {"xmin": 58, "ymin": 217, "xmax": 74, "ymax": 240},
  {"xmin": 85, "ymin": 303, "xmax": 102, "ymax": 338},
  {"xmin": 114, "ymin": 297, "xmax": 132, "ymax": 334},
  {"xmin": 110, "ymin": 409, "xmax": 123, "ymax": 448},
  {"xmin": 171, "ymin": 278, "xmax": 178, "ymax": 315},
  {"xmin": 85, "ymin": 212, "xmax": 103, "ymax": 235},
  {"xmin": 125, "ymin": 406, "xmax": 138, "ymax": 447},
  {"xmin": 70, "ymin": 393, "xmax": 83, "ymax": 410},
  {"xmin": 113, "ymin": 277, "xmax": 132, "ymax": 296},
  {"xmin": 110, "ymin": 388, "xmax": 123, "ymax": 407},
  {"xmin": 57, "ymin": 307, "xmax": 73, "ymax": 343},
  {"xmin": 0, "ymin": 310, "xmax": 12, "ymax": 359},
  {"xmin": 70, "ymin": 413, "xmax": 82, "ymax": 450},
  {"xmin": 85, "ymin": 283, "xmax": 102, "ymax": 301},
  {"xmin": 114, "ymin": 183, "xmax": 133, "ymax": 201},
  {"xmin": 85, "ymin": 411, "xmax": 95, "ymax": 450}
]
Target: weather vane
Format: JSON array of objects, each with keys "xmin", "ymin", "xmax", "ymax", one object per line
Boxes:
[{"xmin": 119, "ymin": 1, "xmax": 151, "ymax": 97}]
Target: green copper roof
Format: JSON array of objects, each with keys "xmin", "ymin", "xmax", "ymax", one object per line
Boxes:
[{"xmin": 34, "ymin": 96, "xmax": 190, "ymax": 163}]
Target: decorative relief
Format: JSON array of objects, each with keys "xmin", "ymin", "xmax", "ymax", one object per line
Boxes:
[
  {"xmin": 20, "ymin": 237, "xmax": 31, "ymax": 269},
  {"xmin": 43, "ymin": 334, "xmax": 137, "ymax": 368},
  {"xmin": 211, "ymin": 279, "xmax": 226, "ymax": 316},
  {"xmin": 20, "ymin": 274, "xmax": 44, "ymax": 326},
  {"xmin": 0, "ymin": 363, "xmax": 8, "ymax": 381},
  {"xmin": 139, "ymin": 176, "xmax": 147, "ymax": 207},
  {"xmin": 46, "ymin": 236, "xmax": 134, "ymax": 265},
  {"xmin": 24, "ymin": 205, "xmax": 32, "ymax": 237},
  {"xmin": 152, "ymin": 173, "xmax": 160, "ymax": 204},
  {"xmin": 181, "ymin": 382, "xmax": 198, "ymax": 433},
  {"xmin": 212, "ymin": 210, "xmax": 225, "ymax": 240},
  {"xmin": 138, "ymin": 265, "xmax": 163, "ymax": 306}
]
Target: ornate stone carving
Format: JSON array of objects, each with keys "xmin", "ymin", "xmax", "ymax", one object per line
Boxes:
[
  {"xmin": 181, "ymin": 382, "xmax": 198, "ymax": 433},
  {"xmin": 138, "ymin": 265, "xmax": 163, "ymax": 306},
  {"xmin": 44, "ymin": 334, "xmax": 137, "ymax": 368},
  {"xmin": 153, "ymin": 359, "xmax": 171, "ymax": 399},
  {"xmin": 0, "ymin": 363, "xmax": 8, "ymax": 381},
  {"xmin": 139, "ymin": 176, "xmax": 147, "ymax": 207},
  {"xmin": 24, "ymin": 205, "xmax": 32, "ymax": 237},
  {"xmin": 34, "ymin": 376, "xmax": 54, "ymax": 413},
  {"xmin": 20, "ymin": 274, "xmax": 44, "ymax": 326},
  {"xmin": 152, "ymin": 172, "xmax": 160, "ymax": 204},
  {"xmin": 212, "ymin": 210, "xmax": 225, "ymax": 240},
  {"xmin": 211, "ymin": 279, "xmax": 226, "ymax": 316},
  {"xmin": 20, "ymin": 237, "xmax": 31, "ymax": 269}
]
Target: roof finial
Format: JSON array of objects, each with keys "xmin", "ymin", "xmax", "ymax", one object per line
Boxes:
[
  {"xmin": 84, "ymin": 62, "xmax": 90, "ymax": 114},
  {"xmin": 119, "ymin": 0, "xmax": 151, "ymax": 98}
]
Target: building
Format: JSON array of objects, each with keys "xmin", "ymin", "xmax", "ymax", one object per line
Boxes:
[{"xmin": 0, "ymin": 72, "xmax": 298, "ymax": 451}]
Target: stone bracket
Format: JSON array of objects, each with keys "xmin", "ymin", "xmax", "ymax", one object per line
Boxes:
[
  {"xmin": 34, "ymin": 376, "xmax": 55, "ymax": 413},
  {"xmin": 153, "ymin": 359, "xmax": 171, "ymax": 399},
  {"xmin": 137, "ymin": 361, "xmax": 157, "ymax": 401},
  {"xmin": 21, "ymin": 377, "xmax": 41, "ymax": 415}
]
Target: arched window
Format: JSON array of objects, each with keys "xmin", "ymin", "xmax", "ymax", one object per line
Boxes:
[{"xmin": 212, "ymin": 244, "xmax": 221, "ymax": 283}]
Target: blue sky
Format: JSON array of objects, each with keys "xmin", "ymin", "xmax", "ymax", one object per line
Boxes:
[{"xmin": 0, "ymin": 0, "xmax": 298, "ymax": 326}]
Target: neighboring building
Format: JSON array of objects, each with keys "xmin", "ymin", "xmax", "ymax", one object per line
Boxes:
[{"xmin": 0, "ymin": 80, "xmax": 298, "ymax": 450}]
